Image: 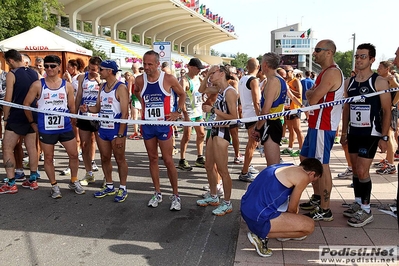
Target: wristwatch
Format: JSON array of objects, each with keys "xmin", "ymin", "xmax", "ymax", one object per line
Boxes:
[
  {"xmin": 381, "ymin": 135, "xmax": 389, "ymax": 141},
  {"xmin": 210, "ymin": 107, "xmax": 215, "ymax": 114},
  {"xmin": 117, "ymin": 134, "xmax": 124, "ymax": 138},
  {"xmin": 177, "ymin": 108, "xmax": 182, "ymax": 114}
]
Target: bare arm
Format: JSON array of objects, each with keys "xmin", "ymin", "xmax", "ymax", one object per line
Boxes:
[
  {"xmin": 3, "ymin": 72, "xmax": 16, "ymax": 121},
  {"xmin": 250, "ymin": 78, "xmax": 261, "ymax": 115},
  {"xmin": 306, "ymin": 68, "xmax": 341, "ymax": 105},
  {"xmin": 66, "ymin": 82, "xmax": 76, "ymax": 114},
  {"xmin": 74, "ymin": 74, "xmax": 85, "ymax": 114},
  {"xmin": 23, "ymin": 80, "xmax": 41, "ymax": 123},
  {"xmin": 255, "ymin": 77, "xmax": 280, "ymax": 129}
]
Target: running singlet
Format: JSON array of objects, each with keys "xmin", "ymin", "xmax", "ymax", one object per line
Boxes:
[
  {"xmin": 288, "ymin": 78, "xmax": 302, "ymax": 110},
  {"xmin": 184, "ymin": 74, "xmax": 203, "ymax": 118},
  {"xmin": 140, "ymin": 71, "xmax": 171, "ymax": 121},
  {"xmin": 37, "ymin": 79, "xmax": 72, "ymax": 134},
  {"xmin": 308, "ymin": 65, "xmax": 344, "ymax": 130},
  {"xmin": 80, "ymin": 72, "xmax": 100, "ymax": 117},
  {"xmin": 238, "ymin": 75, "xmax": 257, "ymax": 118},
  {"xmin": 99, "ymin": 81, "xmax": 124, "ymax": 130},
  {"xmin": 260, "ymin": 76, "xmax": 287, "ymax": 120},
  {"xmin": 347, "ymin": 73, "xmax": 381, "ymax": 136}
]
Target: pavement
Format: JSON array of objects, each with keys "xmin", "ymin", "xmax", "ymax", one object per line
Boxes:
[{"xmin": 0, "ymin": 120, "xmax": 398, "ymax": 266}]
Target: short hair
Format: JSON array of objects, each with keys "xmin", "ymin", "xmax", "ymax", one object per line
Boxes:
[
  {"xmin": 299, "ymin": 158, "xmax": 323, "ymax": 178},
  {"xmin": 35, "ymin": 57, "xmax": 44, "ymax": 64},
  {"xmin": 357, "ymin": 43, "xmax": 376, "ymax": 59},
  {"xmin": 68, "ymin": 58, "xmax": 85, "ymax": 72},
  {"xmin": 262, "ymin": 52, "xmax": 280, "ymax": 70},
  {"xmin": 161, "ymin": 61, "xmax": 169, "ymax": 68},
  {"xmin": 323, "ymin": 39, "xmax": 336, "ymax": 55},
  {"xmin": 44, "ymin": 55, "xmax": 61, "ymax": 65},
  {"xmin": 305, "ymin": 70, "xmax": 311, "ymax": 77},
  {"xmin": 379, "ymin": 60, "xmax": 393, "ymax": 71},
  {"xmin": 144, "ymin": 50, "xmax": 160, "ymax": 63},
  {"xmin": 4, "ymin": 49, "xmax": 22, "ymax": 62},
  {"xmin": 22, "ymin": 53, "xmax": 31, "ymax": 65},
  {"xmin": 89, "ymin": 56, "xmax": 102, "ymax": 66}
]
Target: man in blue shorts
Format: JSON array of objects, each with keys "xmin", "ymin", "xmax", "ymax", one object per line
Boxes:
[
  {"xmin": 134, "ymin": 50, "xmax": 186, "ymax": 211},
  {"xmin": 80, "ymin": 60, "xmax": 130, "ymax": 203},
  {"xmin": 241, "ymin": 158, "xmax": 323, "ymax": 257}
]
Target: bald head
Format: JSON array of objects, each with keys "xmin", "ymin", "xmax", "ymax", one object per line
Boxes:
[
  {"xmin": 319, "ymin": 39, "xmax": 336, "ymax": 54},
  {"xmin": 246, "ymin": 58, "xmax": 259, "ymax": 73}
]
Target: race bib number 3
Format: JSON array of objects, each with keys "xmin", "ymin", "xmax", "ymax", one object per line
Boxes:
[
  {"xmin": 145, "ymin": 103, "xmax": 165, "ymax": 121},
  {"xmin": 350, "ymin": 105, "xmax": 371, "ymax": 127},
  {"xmin": 45, "ymin": 115, "xmax": 64, "ymax": 130}
]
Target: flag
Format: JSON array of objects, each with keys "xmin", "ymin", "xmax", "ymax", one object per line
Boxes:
[
  {"xmin": 306, "ymin": 28, "xmax": 312, "ymax": 39},
  {"xmin": 195, "ymin": 0, "xmax": 199, "ymax": 8},
  {"xmin": 300, "ymin": 32, "xmax": 305, "ymax": 38},
  {"xmin": 206, "ymin": 8, "xmax": 209, "ymax": 17},
  {"xmin": 202, "ymin": 5, "xmax": 206, "ymax": 16}
]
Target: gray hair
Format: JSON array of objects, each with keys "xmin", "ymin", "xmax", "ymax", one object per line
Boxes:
[{"xmin": 262, "ymin": 52, "xmax": 280, "ymax": 70}]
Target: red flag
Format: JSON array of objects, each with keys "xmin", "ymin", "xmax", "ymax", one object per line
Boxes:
[{"xmin": 300, "ymin": 32, "xmax": 305, "ymax": 38}]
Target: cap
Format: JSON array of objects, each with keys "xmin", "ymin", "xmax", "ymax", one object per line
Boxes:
[
  {"xmin": 100, "ymin": 60, "xmax": 120, "ymax": 74},
  {"xmin": 188, "ymin": 58, "xmax": 205, "ymax": 69}
]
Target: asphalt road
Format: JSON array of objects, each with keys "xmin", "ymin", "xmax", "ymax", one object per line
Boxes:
[{"xmin": 0, "ymin": 129, "xmax": 249, "ymax": 266}]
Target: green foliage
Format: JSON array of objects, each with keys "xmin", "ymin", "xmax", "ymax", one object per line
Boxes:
[
  {"xmin": 231, "ymin": 52, "xmax": 249, "ymax": 69},
  {"xmin": 132, "ymin": 34, "xmax": 140, "ymax": 43},
  {"xmin": 211, "ymin": 49, "xmax": 219, "ymax": 56},
  {"xmin": 334, "ymin": 50, "xmax": 353, "ymax": 77},
  {"xmin": 76, "ymin": 39, "xmax": 108, "ymax": 59},
  {"xmin": 118, "ymin": 31, "xmax": 126, "ymax": 40},
  {"xmin": 0, "ymin": 0, "xmax": 63, "ymax": 40}
]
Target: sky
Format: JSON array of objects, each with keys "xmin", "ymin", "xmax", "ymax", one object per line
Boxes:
[{"xmin": 200, "ymin": 0, "xmax": 399, "ymax": 68}]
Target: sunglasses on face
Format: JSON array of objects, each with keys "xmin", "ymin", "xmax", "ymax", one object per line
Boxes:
[
  {"xmin": 354, "ymin": 54, "xmax": 368, "ymax": 60},
  {"xmin": 314, "ymin": 48, "xmax": 329, "ymax": 53},
  {"xmin": 44, "ymin": 64, "xmax": 58, "ymax": 69}
]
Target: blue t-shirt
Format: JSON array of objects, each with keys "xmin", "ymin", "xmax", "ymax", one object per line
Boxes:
[{"xmin": 301, "ymin": 77, "xmax": 314, "ymax": 100}]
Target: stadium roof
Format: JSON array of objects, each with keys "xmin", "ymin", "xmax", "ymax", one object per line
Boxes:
[{"xmin": 58, "ymin": 0, "xmax": 237, "ymax": 56}]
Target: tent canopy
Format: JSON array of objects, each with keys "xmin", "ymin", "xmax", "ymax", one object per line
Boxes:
[{"xmin": 0, "ymin": 26, "xmax": 92, "ymax": 56}]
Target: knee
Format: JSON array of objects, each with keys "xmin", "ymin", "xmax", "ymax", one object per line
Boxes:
[
  {"xmin": 303, "ymin": 217, "xmax": 315, "ymax": 235},
  {"xmin": 100, "ymin": 154, "xmax": 111, "ymax": 163}
]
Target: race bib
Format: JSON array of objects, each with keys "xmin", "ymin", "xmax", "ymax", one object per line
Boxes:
[
  {"xmin": 145, "ymin": 103, "xmax": 165, "ymax": 121},
  {"xmin": 100, "ymin": 112, "xmax": 114, "ymax": 129},
  {"xmin": 44, "ymin": 114, "xmax": 64, "ymax": 130},
  {"xmin": 350, "ymin": 105, "xmax": 371, "ymax": 127}
]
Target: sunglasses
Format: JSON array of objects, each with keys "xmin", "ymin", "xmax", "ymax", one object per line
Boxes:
[
  {"xmin": 314, "ymin": 48, "xmax": 329, "ymax": 53},
  {"xmin": 44, "ymin": 64, "xmax": 58, "ymax": 69},
  {"xmin": 99, "ymin": 67, "xmax": 112, "ymax": 71},
  {"xmin": 354, "ymin": 54, "xmax": 368, "ymax": 60}
]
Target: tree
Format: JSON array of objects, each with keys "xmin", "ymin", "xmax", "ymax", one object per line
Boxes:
[
  {"xmin": 211, "ymin": 49, "xmax": 219, "ymax": 56},
  {"xmin": 0, "ymin": 0, "xmax": 63, "ymax": 40},
  {"xmin": 334, "ymin": 50, "xmax": 353, "ymax": 77},
  {"xmin": 231, "ymin": 52, "xmax": 249, "ymax": 69},
  {"xmin": 76, "ymin": 39, "xmax": 108, "ymax": 59}
]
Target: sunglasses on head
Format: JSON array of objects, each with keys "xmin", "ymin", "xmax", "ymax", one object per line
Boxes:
[
  {"xmin": 44, "ymin": 64, "xmax": 58, "ymax": 69},
  {"xmin": 314, "ymin": 48, "xmax": 329, "ymax": 53}
]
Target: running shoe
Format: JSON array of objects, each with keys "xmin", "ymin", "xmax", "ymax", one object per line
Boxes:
[
  {"xmin": 304, "ymin": 206, "xmax": 334, "ymax": 221},
  {"xmin": 50, "ymin": 185, "xmax": 62, "ymax": 199},
  {"xmin": 195, "ymin": 156, "xmax": 205, "ymax": 168},
  {"xmin": 0, "ymin": 183, "xmax": 18, "ymax": 194},
  {"xmin": 202, "ymin": 187, "xmax": 224, "ymax": 198},
  {"xmin": 94, "ymin": 186, "xmax": 116, "ymax": 198},
  {"xmin": 80, "ymin": 172, "xmax": 95, "ymax": 186},
  {"xmin": 212, "ymin": 201, "xmax": 232, "ymax": 216},
  {"xmin": 238, "ymin": 172, "xmax": 256, "ymax": 182},
  {"xmin": 373, "ymin": 159, "xmax": 388, "ymax": 168},
  {"xmin": 248, "ymin": 165, "xmax": 259, "ymax": 174},
  {"xmin": 343, "ymin": 202, "xmax": 361, "ymax": 218},
  {"xmin": 91, "ymin": 161, "xmax": 99, "ymax": 172},
  {"xmin": 289, "ymin": 150, "xmax": 301, "ymax": 157},
  {"xmin": 376, "ymin": 164, "xmax": 396, "ymax": 175},
  {"xmin": 233, "ymin": 155, "xmax": 244, "ymax": 164},
  {"xmin": 394, "ymin": 152, "xmax": 399, "ymax": 161},
  {"xmin": 299, "ymin": 194, "xmax": 320, "ymax": 210},
  {"xmin": 276, "ymin": 235, "xmax": 307, "ymax": 242},
  {"xmin": 170, "ymin": 194, "xmax": 181, "ymax": 211},
  {"xmin": 68, "ymin": 181, "xmax": 86, "ymax": 195},
  {"xmin": 148, "ymin": 193, "xmax": 163, "ymax": 208},
  {"xmin": 197, "ymin": 195, "xmax": 219, "ymax": 206},
  {"xmin": 247, "ymin": 232, "xmax": 272, "ymax": 258},
  {"xmin": 15, "ymin": 172, "xmax": 26, "ymax": 182},
  {"xmin": 280, "ymin": 148, "xmax": 292, "ymax": 155},
  {"xmin": 61, "ymin": 167, "xmax": 71, "ymax": 176},
  {"xmin": 337, "ymin": 167, "xmax": 353, "ymax": 179},
  {"xmin": 114, "ymin": 188, "xmax": 128, "ymax": 203},
  {"xmin": 347, "ymin": 209, "xmax": 374, "ymax": 227},
  {"xmin": 177, "ymin": 159, "xmax": 193, "ymax": 171},
  {"xmin": 22, "ymin": 180, "xmax": 39, "ymax": 190}
]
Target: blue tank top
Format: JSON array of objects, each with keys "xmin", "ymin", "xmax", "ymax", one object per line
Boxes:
[
  {"xmin": 241, "ymin": 163, "xmax": 294, "ymax": 222},
  {"xmin": 36, "ymin": 79, "xmax": 72, "ymax": 134},
  {"xmin": 260, "ymin": 76, "xmax": 287, "ymax": 120},
  {"xmin": 8, "ymin": 67, "xmax": 38, "ymax": 123}
]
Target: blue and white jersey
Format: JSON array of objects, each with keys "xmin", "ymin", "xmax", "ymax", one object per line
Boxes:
[
  {"xmin": 99, "ymin": 81, "xmax": 123, "ymax": 130},
  {"xmin": 37, "ymin": 78, "xmax": 72, "ymax": 134},
  {"xmin": 80, "ymin": 72, "xmax": 100, "ymax": 116}
]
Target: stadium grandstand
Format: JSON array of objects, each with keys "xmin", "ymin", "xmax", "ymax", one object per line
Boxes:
[{"xmin": 56, "ymin": 0, "xmax": 238, "ymax": 71}]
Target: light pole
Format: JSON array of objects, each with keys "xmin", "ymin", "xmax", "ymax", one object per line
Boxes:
[{"xmin": 351, "ymin": 33, "xmax": 356, "ymax": 71}]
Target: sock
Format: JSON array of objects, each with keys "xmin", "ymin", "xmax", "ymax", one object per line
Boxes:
[
  {"xmin": 211, "ymin": 194, "xmax": 218, "ymax": 199},
  {"xmin": 312, "ymin": 194, "xmax": 321, "ymax": 201},
  {"xmin": 106, "ymin": 183, "xmax": 114, "ymax": 189},
  {"xmin": 352, "ymin": 175, "xmax": 361, "ymax": 198},
  {"xmin": 29, "ymin": 171, "xmax": 38, "ymax": 182},
  {"xmin": 197, "ymin": 155, "xmax": 203, "ymax": 158},
  {"xmin": 71, "ymin": 177, "xmax": 78, "ymax": 183},
  {"xmin": 224, "ymin": 200, "xmax": 231, "ymax": 205},
  {"xmin": 87, "ymin": 171, "xmax": 93, "ymax": 176},
  {"xmin": 355, "ymin": 197, "xmax": 361, "ymax": 205},
  {"xmin": 7, "ymin": 178, "xmax": 16, "ymax": 186},
  {"xmin": 51, "ymin": 182, "xmax": 58, "ymax": 186},
  {"xmin": 358, "ymin": 177, "xmax": 372, "ymax": 206},
  {"xmin": 361, "ymin": 203, "xmax": 371, "ymax": 213},
  {"xmin": 119, "ymin": 185, "xmax": 126, "ymax": 191},
  {"xmin": 16, "ymin": 168, "xmax": 24, "ymax": 175},
  {"xmin": 179, "ymin": 159, "xmax": 185, "ymax": 163}
]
